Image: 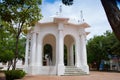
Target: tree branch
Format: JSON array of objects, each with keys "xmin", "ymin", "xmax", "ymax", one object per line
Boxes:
[
  {"xmin": 101, "ymin": 0, "xmax": 120, "ymax": 41},
  {"xmin": 9, "ymin": 23, "xmax": 17, "ymax": 34}
]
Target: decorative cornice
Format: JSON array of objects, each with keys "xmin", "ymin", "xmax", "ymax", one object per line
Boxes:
[
  {"xmin": 37, "ymin": 22, "xmax": 58, "ymax": 27},
  {"xmin": 36, "ymin": 17, "xmax": 90, "ymax": 29},
  {"xmin": 79, "ymin": 29, "xmax": 86, "ymax": 36},
  {"xmin": 64, "ymin": 22, "xmax": 90, "ymax": 29},
  {"xmin": 30, "ymin": 31, "xmax": 39, "ymax": 35},
  {"xmin": 86, "ymin": 32, "xmax": 90, "ymax": 35},
  {"xmin": 54, "ymin": 17, "xmax": 69, "ymax": 24}
]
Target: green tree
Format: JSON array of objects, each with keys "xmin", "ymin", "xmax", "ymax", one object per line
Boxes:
[
  {"xmin": 0, "ymin": 25, "xmax": 26, "ymax": 70},
  {"xmin": 0, "ymin": 0, "xmax": 42, "ymax": 70},
  {"xmin": 0, "ymin": 50, "xmax": 14, "ymax": 63},
  {"xmin": 17, "ymin": 37, "xmax": 26, "ymax": 63},
  {"xmin": 87, "ymin": 35, "xmax": 107, "ymax": 69},
  {"xmin": 0, "ymin": 25, "xmax": 14, "ymax": 70},
  {"xmin": 87, "ymin": 30, "xmax": 120, "ymax": 69}
]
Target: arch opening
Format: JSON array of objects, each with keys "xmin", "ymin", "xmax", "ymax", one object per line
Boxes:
[
  {"xmin": 64, "ymin": 35, "xmax": 75, "ymax": 66},
  {"xmin": 42, "ymin": 34, "xmax": 56, "ymax": 66}
]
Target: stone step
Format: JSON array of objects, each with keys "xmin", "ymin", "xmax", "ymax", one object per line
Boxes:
[
  {"xmin": 65, "ymin": 67, "xmax": 81, "ymax": 69},
  {"xmin": 65, "ymin": 66, "xmax": 79, "ymax": 68},
  {"xmin": 64, "ymin": 66, "xmax": 87, "ymax": 75},
  {"xmin": 65, "ymin": 70, "xmax": 82, "ymax": 72},
  {"xmin": 65, "ymin": 69, "xmax": 83, "ymax": 72},
  {"xmin": 65, "ymin": 66, "xmax": 76, "ymax": 68},
  {"xmin": 64, "ymin": 73, "xmax": 86, "ymax": 75},
  {"xmin": 65, "ymin": 68, "xmax": 80, "ymax": 70},
  {"xmin": 65, "ymin": 72, "xmax": 86, "ymax": 74},
  {"xmin": 65, "ymin": 70, "xmax": 86, "ymax": 73},
  {"xmin": 65, "ymin": 67, "xmax": 82, "ymax": 71},
  {"xmin": 64, "ymin": 73, "xmax": 87, "ymax": 76}
]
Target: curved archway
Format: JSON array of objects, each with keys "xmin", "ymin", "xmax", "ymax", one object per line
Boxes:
[
  {"xmin": 42, "ymin": 34, "xmax": 56, "ymax": 66},
  {"xmin": 64, "ymin": 35, "xmax": 75, "ymax": 66},
  {"xmin": 43, "ymin": 44, "xmax": 52, "ymax": 66}
]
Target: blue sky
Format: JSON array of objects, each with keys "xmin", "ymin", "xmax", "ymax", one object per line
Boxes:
[
  {"xmin": 44, "ymin": 0, "xmax": 58, "ymax": 4},
  {"xmin": 44, "ymin": 0, "xmax": 56, "ymax": 3},
  {"xmin": 41, "ymin": 0, "xmax": 112, "ymax": 39},
  {"xmin": 116, "ymin": 0, "xmax": 120, "ymax": 9}
]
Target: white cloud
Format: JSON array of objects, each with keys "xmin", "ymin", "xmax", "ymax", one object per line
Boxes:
[{"xmin": 41, "ymin": 0, "xmax": 112, "ymax": 39}]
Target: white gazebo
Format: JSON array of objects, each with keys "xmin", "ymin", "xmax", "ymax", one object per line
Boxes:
[{"xmin": 24, "ymin": 16, "xmax": 90, "ymax": 75}]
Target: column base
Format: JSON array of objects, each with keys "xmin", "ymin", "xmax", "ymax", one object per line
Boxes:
[
  {"xmin": 24, "ymin": 65, "xmax": 29, "ymax": 73},
  {"xmin": 75, "ymin": 63, "xmax": 81, "ymax": 67},
  {"xmin": 81, "ymin": 64, "xmax": 89, "ymax": 74},
  {"xmin": 27, "ymin": 65, "xmax": 40, "ymax": 75},
  {"xmin": 57, "ymin": 64, "xmax": 65, "ymax": 76}
]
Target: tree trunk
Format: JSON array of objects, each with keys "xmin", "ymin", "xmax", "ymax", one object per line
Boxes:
[
  {"xmin": 7, "ymin": 61, "xmax": 12, "ymax": 70},
  {"xmin": 12, "ymin": 36, "xmax": 19, "ymax": 70},
  {"xmin": 101, "ymin": 0, "xmax": 120, "ymax": 41}
]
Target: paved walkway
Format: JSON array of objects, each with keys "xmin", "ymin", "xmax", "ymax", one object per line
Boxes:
[{"xmin": 23, "ymin": 71, "xmax": 120, "ymax": 80}]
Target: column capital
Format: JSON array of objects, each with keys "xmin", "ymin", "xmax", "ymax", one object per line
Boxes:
[
  {"xmin": 79, "ymin": 28, "xmax": 86, "ymax": 36},
  {"xmin": 79, "ymin": 32, "xmax": 86, "ymax": 38},
  {"xmin": 31, "ymin": 31, "xmax": 39, "ymax": 34},
  {"xmin": 58, "ymin": 23, "xmax": 64, "ymax": 31}
]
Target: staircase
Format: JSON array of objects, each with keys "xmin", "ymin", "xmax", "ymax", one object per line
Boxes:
[{"xmin": 64, "ymin": 66, "xmax": 87, "ymax": 76}]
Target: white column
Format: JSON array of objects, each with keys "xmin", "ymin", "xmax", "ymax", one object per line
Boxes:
[
  {"xmin": 24, "ymin": 34, "xmax": 30, "ymax": 72},
  {"xmin": 31, "ymin": 32, "xmax": 37, "ymax": 65},
  {"xmin": 29, "ymin": 32, "xmax": 37, "ymax": 75},
  {"xmin": 80, "ymin": 32, "xmax": 89, "ymax": 74},
  {"xmin": 75, "ymin": 39, "xmax": 80, "ymax": 67},
  {"xmin": 36, "ymin": 33, "xmax": 42, "ymax": 66},
  {"xmin": 57, "ymin": 23, "xmax": 64, "ymax": 75},
  {"xmin": 80, "ymin": 34, "xmax": 87, "ymax": 66},
  {"xmin": 35, "ymin": 33, "xmax": 42, "ymax": 74},
  {"xmin": 58, "ymin": 24, "xmax": 64, "ymax": 65}
]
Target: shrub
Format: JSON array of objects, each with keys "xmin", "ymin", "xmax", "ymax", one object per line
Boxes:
[{"xmin": 5, "ymin": 70, "xmax": 26, "ymax": 80}]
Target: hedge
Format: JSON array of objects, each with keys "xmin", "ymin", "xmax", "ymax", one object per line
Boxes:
[{"xmin": 5, "ymin": 70, "xmax": 26, "ymax": 80}]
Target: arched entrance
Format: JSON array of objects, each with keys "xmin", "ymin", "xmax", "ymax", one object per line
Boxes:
[
  {"xmin": 43, "ymin": 44, "xmax": 52, "ymax": 66},
  {"xmin": 42, "ymin": 34, "xmax": 56, "ymax": 66},
  {"xmin": 64, "ymin": 35, "xmax": 75, "ymax": 66}
]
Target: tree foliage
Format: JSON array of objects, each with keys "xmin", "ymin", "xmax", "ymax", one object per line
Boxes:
[
  {"xmin": 87, "ymin": 30, "xmax": 120, "ymax": 69},
  {"xmin": 0, "ymin": 24, "xmax": 26, "ymax": 70},
  {"xmin": 0, "ymin": 0, "xmax": 42, "ymax": 70},
  {"xmin": 62, "ymin": 0, "xmax": 73, "ymax": 6},
  {"xmin": 0, "ymin": 50, "xmax": 14, "ymax": 63},
  {"xmin": 0, "ymin": 25, "xmax": 14, "ymax": 63}
]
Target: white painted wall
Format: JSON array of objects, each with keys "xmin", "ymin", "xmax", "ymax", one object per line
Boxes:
[{"xmin": 25, "ymin": 17, "xmax": 90, "ymax": 75}]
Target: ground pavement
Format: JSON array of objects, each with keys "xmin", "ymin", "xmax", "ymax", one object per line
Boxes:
[{"xmin": 23, "ymin": 71, "xmax": 120, "ymax": 80}]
